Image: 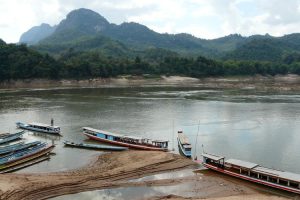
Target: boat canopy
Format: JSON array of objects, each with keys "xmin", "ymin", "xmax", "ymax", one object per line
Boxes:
[
  {"xmin": 225, "ymin": 159, "xmax": 258, "ymax": 169},
  {"xmin": 83, "ymin": 127, "xmax": 168, "ymax": 144},
  {"xmin": 83, "ymin": 127, "xmax": 124, "ymax": 137},
  {"xmin": 252, "ymin": 166, "xmax": 300, "ymax": 183},
  {"xmin": 202, "ymin": 153, "xmax": 225, "ymax": 161},
  {"xmin": 29, "ymin": 122, "xmax": 60, "ymax": 129},
  {"xmin": 178, "ymin": 132, "xmax": 190, "ymax": 145}
]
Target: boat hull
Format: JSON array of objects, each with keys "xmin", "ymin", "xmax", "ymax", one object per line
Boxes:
[
  {"xmin": 203, "ymin": 163, "xmax": 300, "ymax": 194},
  {"xmin": 84, "ymin": 133, "xmax": 168, "ymax": 151},
  {"xmin": 64, "ymin": 141, "xmax": 128, "ymax": 151},
  {"xmin": 177, "ymin": 138, "xmax": 191, "ymax": 158}
]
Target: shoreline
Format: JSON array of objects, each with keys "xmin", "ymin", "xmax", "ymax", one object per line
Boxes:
[
  {"xmin": 1, "ymin": 74, "xmax": 300, "ymax": 91},
  {"xmin": 0, "ymin": 151, "xmax": 294, "ymax": 200}
]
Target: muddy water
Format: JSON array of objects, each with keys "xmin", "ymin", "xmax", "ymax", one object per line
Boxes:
[{"xmin": 0, "ymin": 87, "xmax": 300, "ymax": 174}]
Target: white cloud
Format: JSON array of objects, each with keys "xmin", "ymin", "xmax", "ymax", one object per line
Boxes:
[{"xmin": 0, "ymin": 0, "xmax": 300, "ymax": 43}]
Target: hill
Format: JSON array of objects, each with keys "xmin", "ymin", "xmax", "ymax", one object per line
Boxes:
[{"xmin": 19, "ymin": 8, "xmax": 300, "ymax": 62}]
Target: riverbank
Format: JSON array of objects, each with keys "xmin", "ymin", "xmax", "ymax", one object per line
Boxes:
[
  {"xmin": 0, "ymin": 151, "xmax": 293, "ymax": 200},
  {"xmin": 1, "ymin": 74, "xmax": 300, "ymax": 91}
]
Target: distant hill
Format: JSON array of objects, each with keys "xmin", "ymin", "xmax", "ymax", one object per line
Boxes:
[
  {"xmin": 19, "ymin": 23, "xmax": 56, "ymax": 45},
  {"xmin": 20, "ymin": 8, "xmax": 300, "ymax": 61}
]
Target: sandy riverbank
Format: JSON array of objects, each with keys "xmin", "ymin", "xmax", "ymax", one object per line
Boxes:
[
  {"xmin": 1, "ymin": 75, "xmax": 300, "ymax": 91},
  {"xmin": 0, "ymin": 151, "xmax": 294, "ymax": 200}
]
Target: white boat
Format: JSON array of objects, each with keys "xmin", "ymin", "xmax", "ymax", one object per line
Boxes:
[
  {"xmin": 202, "ymin": 153, "xmax": 300, "ymax": 194},
  {"xmin": 16, "ymin": 122, "xmax": 60, "ymax": 134}
]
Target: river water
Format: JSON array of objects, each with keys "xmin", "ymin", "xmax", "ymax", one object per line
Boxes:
[{"xmin": 0, "ymin": 86, "xmax": 300, "ymax": 174}]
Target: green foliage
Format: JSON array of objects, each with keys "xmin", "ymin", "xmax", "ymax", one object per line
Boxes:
[{"xmin": 0, "ymin": 40, "xmax": 299, "ymax": 82}]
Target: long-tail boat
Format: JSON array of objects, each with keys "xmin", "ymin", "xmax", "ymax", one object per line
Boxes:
[
  {"xmin": 0, "ymin": 141, "xmax": 41, "ymax": 155},
  {"xmin": 202, "ymin": 153, "xmax": 300, "ymax": 194},
  {"xmin": 16, "ymin": 121, "xmax": 60, "ymax": 134},
  {"xmin": 83, "ymin": 127, "xmax": 169, "ymax": 151},
  {"xmin": 0, "ymin": 143, "xmax": 55, "ymax": 170},
  {"xmin": 0, "ymin": 131, "xmax": 25, "ymax": 145},
  {"xmin": 63, "ymin": 140, "xmax": 128, "ymax": 151},
  {"xmin": 177, "ymin": 131, "xmax": 192, "ymax": 158}
]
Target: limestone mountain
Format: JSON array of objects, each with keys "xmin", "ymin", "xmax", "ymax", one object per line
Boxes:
[{"xmin": 19, "ymin": 23, "xmax": 56, "ymax": 45}]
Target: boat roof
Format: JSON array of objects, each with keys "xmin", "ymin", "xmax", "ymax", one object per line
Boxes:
[
  {"xmin": 29, "ymin": 122, "xmax": 60, "ymax": 129},
  {"xmin": 202, "ymin": 153, "xmax": 225, "ymax": 161},
  {"xmin": 226, "ymin": 159, "xmax": 258, "ymax": 169},
  {"xmin": 83, "ymin": 127, "xmax": 168, "ymax": 142},
  {"xmin": 178, "ymin": 132, "xmax": 190, "ymax": 145},
  {"xmin": 252, "ymin": 166, "xmax": 300, "ymax": 183},
  {"xmin": 83, "ymin": 127, "xmax": 124, "ymax": 137}
]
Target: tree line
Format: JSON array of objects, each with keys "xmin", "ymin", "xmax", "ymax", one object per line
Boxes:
[{"xmin": 1, "ymin": 41, "xmax": 300, "ymax": 81}]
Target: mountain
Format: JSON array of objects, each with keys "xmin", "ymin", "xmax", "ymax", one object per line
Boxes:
[
  {"xmin": 19, "ymin": 23, "xmax": 56, "ymax": 45},
  {"xmin": 20, "ymin": 8, "xmax": 300, "ymax": 62}
]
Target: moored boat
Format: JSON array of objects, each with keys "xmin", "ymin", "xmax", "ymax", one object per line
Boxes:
[
  {"xmin": 177, "ymin": 131, "xmax": 192, "ymax": 158},
  {"xmin": 83, "ymin": 127, "xmax": 169, "ymax": 151},
  {"xmin": 16, "ymin": 121, "xmax": 60, "ymax": 134},
  {"xmin": 0, "ymin": 141, "xmax": 41, "ymax": 155},
  {"xmin": 0, "ymin": 131, "xmax": 25, "ymax": 145},
  {"xmin": 202, "ymin": 153, "xmax": 300, "ymax": 194},
  {"xmin": 0, "ymin": 143, "xmax": 55, "ymax": 170},
  {"xmin": 63, "ymin": 140, "xmax": 128, "ymax": 151}
]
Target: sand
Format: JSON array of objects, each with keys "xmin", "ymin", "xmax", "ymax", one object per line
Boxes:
[
  {"xmin": 0, "ymin": 151, "xmax": 294, "ymax": 200},
  {"xmin": 2, "ymin": 75, "xmax": 300, "ymax": 91}
]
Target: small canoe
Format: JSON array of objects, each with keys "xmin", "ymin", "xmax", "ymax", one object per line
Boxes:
[
  {"xmin": 0, "ymin": 131, "xmax": 25, "ymax": 145},
  {"xmin": 63, "ymin": 141, "xmax": 128, "ymax": 151}
]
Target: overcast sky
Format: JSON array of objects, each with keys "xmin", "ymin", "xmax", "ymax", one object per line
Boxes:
[{"xmin": 1, "ymin": 0, "xmax": 300, "ymax": 43}]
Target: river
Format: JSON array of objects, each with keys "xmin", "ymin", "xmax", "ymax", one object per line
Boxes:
[{"xmin": 0, "ymin": 86, "xmax": 300, "ymax": 174}]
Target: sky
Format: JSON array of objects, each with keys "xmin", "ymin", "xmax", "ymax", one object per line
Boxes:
[{"xmin": 1, "ymin": 0, "xmax": 300, "ymax": 43}]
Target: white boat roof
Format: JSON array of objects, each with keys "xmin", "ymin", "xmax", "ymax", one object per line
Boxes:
[
  {"xmin": 29, "ymin": 122, "xmax": 60, "ymax": 129},
  {"xmin": 83, "ymin": 127, "xmax": 124, "ymax": 137},
  {"xmin": 226, "ymin": 159, "xmax": 258, "ymax": 169},
  {"xmin": 83, "ymin": 127, "xmax": 169, "ymax": 142},
  {"xmin": 252, "ymin": 166, "xmax": 300, "ymax": 183},
  {"xmin": 202, "ymin": 153, "xmax": 225, "ymax": 161},
  {"xmin": 178, "ymin": 132, "xmax": 190, "ymax": 145}
]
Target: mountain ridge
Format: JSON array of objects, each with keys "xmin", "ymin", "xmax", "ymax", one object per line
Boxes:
[{"xmin": 19, "ymin": 8, "xmax": 300, "ymax": 61}]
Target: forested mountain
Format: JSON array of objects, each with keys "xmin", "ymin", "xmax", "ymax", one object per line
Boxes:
[
  {"xmin": 19, "ymin": 23, "xmax": 56, "ymax": 45},
  {"xmin": 19, "ymin": 8, "xmax": 300, "ymax": 62}
]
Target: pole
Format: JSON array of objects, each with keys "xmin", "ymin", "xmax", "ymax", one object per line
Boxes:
[
  {"xmin": 172, "ymin": 119, "xmax": 175, "ymax": 151},
  {"xmin": 194, "ymin": 120, "xmax": 200, "ymax": 160}
]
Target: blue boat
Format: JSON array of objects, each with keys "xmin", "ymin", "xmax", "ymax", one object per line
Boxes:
[
  {"xmin": 0, "ymin": 141, "xmax": 41, "ymax": 155},
  {"xmin": 16, "ymin": 122, "xmax": 60, "ymax": 134},
  {"xmin": 0, "ymin": 131, "xmax": 25, "ymax": 145},
  {"xmin": 63, "ymin": 141, "xmax": 128, "ymax": 151},
  {"xmin": 177, "ymin": 131, "xmax": 192, "ymax": 158},
  {"xmin": 0, "ymin": 142, "xmax": 47, "ymax": 165},
  {"xmin": 0, "ymin": 143, "xmax": 55, "ymax": 170}
]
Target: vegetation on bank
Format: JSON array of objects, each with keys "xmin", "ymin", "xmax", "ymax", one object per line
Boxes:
[{"xmin": 1, "ymin": 40, "xmax": 300, "ymax": 81}]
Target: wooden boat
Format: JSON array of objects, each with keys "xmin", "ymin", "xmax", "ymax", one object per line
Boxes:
[
  {"xmin": 16, "ymin": 122, "xmax": 60, "ymax": 134},
  {"xmin": 0, "ymin": 155, "xmax": 50, "ymax": 174},
  {"xmin": 177, "ymin": 131, "xmax": 192, "ymax": 158},
  {"xmin": 0, "ymin": 143, "xmax": 55, "ymax": 170},
  {"xmin": 83, "ymin": 127, "xmax": 169, "ymax": 151},
  {"xmin": 63, "ymin": 141, "xmax": 128, "ymax": 151},
  {"xmin": 0, "ymin": 131, "xmax": 25, "ymax": 145},
  {"xmin": 0, "ymin": 141, "xmax": 41, "ymax": 155},
  {"xmin": 202, "ymin": 153, "xmax": 300, "ymax": 194}
]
